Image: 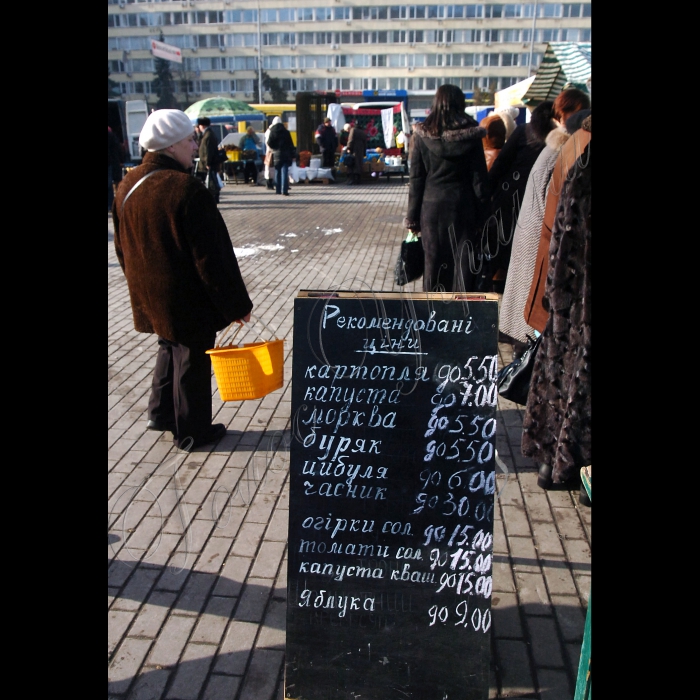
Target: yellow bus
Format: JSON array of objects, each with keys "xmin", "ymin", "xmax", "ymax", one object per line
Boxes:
[{"xmin": 249, "ymin": 104, "xmax": 298, "ymax": 146}]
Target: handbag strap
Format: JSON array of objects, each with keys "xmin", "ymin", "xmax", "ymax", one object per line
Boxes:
[{"xmin": 120, "ymin": 169, "xmax": 164, "ymax": 215}]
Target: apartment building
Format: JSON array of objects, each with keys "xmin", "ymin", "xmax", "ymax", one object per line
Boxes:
[{"xmin": 107, "ymin": 0, "xmax": 592, "ymax": 109}]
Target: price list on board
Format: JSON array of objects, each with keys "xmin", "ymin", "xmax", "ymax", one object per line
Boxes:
[{"xmin": 286, "ymin": 291, "xmax": 499, "ymax": 700}]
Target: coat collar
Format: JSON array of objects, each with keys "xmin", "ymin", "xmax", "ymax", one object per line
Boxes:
[{"xmin": 413, "ymin": 122, "xmax": 486, "ymax": 142}]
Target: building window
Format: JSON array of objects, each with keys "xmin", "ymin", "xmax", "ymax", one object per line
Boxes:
[
  {"xmin": 298, "ymin": 8, "xmax": 314, "ymax": 22},
  {"xmin": 540, "ymin": 3, "xmax": 563, "ymax": 17},
  {"xmin": 316, "ymin": 8, "xmax": 332, "ymax": 21},
  {"xmin": 334, "ymin": 7, "xmax": 350, "ymax": 20}
]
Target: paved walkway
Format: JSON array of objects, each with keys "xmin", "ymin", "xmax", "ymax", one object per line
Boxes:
[{"xmin": 108, "ymin": 174, "xmax": 591, "ymax": 700}]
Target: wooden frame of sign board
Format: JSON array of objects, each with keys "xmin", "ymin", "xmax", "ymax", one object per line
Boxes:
[{"xmin": 287, "ymin": 290, "xmax": 500, "ymax": 700}]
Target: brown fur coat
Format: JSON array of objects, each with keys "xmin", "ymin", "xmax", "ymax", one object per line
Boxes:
[{"xmin": 113, "ymin": 152, "xmax": 252, "ymax": 344}]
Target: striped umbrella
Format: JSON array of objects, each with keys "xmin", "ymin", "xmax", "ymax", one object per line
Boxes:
[{"xmin": 522, "ymin": 42, "xmax": 591, "ymax": 107}]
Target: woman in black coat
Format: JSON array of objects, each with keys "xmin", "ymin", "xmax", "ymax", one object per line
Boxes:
[
  {"xmin": 483, "ymin": 101, "xmax": 555, "ymax": 291},
  {"xmin": 404, "ymin": 84, "xmax": 489, "ymax": 292}
]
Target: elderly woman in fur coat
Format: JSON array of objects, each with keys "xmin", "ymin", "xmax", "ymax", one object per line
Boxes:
[
  {"xmin": 522, "ymin": 130, "xmax": 591, "ymax": 504},
  {"xmin": 404, "ymin": 84, "xmax": 489, "ymax": 292}
]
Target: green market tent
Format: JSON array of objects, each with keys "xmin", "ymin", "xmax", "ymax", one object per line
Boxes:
[
  {"xmin": 522, "ymin": 42, "xmax": 591, "ymax": 107},
  {"xmin": 184, "ymin": 97, "xmax": 264, "ymax": 122}
]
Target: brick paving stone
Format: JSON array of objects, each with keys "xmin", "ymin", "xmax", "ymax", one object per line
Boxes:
[
  {"xmin": 550, "ymin": 595, "xmax": 586, "ymax": 643},
  {"xmin": 164, "ymin": 643, "xmax": 217, "ymax": 700},
  {"xmin": 198, "ymin": 454, "xmax": 228, "ymax": 480},
  {"xmin": 127, "ymin": 667, "xmax": 172, "ymax": 700},
  {"xmin": 201, "ymin": 674, "xmax": 242, "ymax": 700},
  {"xmin": 109, "ymin": 610, "xmax": 136, "ymax": 656},
  {"xmin": 126, "ymin": 516, "xmax": 166, "ymax": 553},
  {"xmin": 494, "ymin": 639, "xmax": 536, "ymax": 697},
  {"xmin": 565, "ymin": 642, "xmax": 584, "ymax": 680},
  {"xmin": 230, "ymin": 522, "xmax": 266, "ymax": 558},
  {"xmin": 572, "ymin": 573, "xmax": 591, "ymax": 606},
  {"xmin": 492, "ymin": 518, "xmax": 508, "ymax": 554},
  {"xmin": 235, "ymin": 577, "xmax": 273, "ymax": 622},
  {"xmin": 174, "ymin": 572, "xmax": 218, "ymax": 616},
  {"xmin": 214, "ymin": 620, "xmax": 258, "ymax": 675},
  {"xmin": 525, "ymin": 615, "xmax": 564, "ymax": 668},
  {"xmin": 492, "ymin": 560, "xmax": 516, "ymax": 594},
  {"xmin": 501, "ymin": 504, "xmax": 532, "ymax": 537},
  {"xmin": 271, "ymin": 558, "xmax": 288, "ymax": 601},
  {"xmin": 140, "ymin": 533, "xmax": 183, "ymax": 570},
  {"xmin": 250, "ymin": 540, "xmax": 286, "ymax": 579},
  {"xmin": 108, "ymin": 637, "xmax": 153, "ymax": 695},
  {"xmin": 490, "ymin": 592, "xmax": 523, "ymax": 639},
  {"xmin": 265, "ymin": 507, "xmax": 289, "ymax": 542},
  {"xmin": 194, "ymin": 534, "xmax": 233, "ymax": 574},
  {"xmin": 514, "ymin": 571, "xmax": 552, "ymax": 615},
  {"xmin": 128, "ymin": 591, "xmax": 177, "ymax": 641},
  {"xmin": 521, "ymin": 488, "xmax": 554, "ymax": 522},
  {"xmin": 190, "ymin": 596, "xmax": 237, "ymax": 645},
  {"xmin": 546, "ymin": 488, "xmax": 577, "ymax": 509},
  {"xmin": 552, "ymin": 505, "xmax": 588, "ymax": 540},
  {"xmin": 113, "ymin": 566, "xmax": 161, "ymax": 612},
  {"xmin": 537, "ymin": 669, "xmax": 573, "ymax": 700},
  {"xmin": 560, "ymin": 535, "xmax": 592, "ymax": 571},
  {"xmin": 207, "ymin": 505, "xmax": 246, "ymax": 540},
  {"xmin": 541, "ymin": 557, "xmax": 580, "ymax": 597},
  {"xmin": 147, "ymin": 615, "xmax": 197, "ymax": 668},
  {"xmin": 531, "ymin": 520, "xmax": 566, "ymax": 557},
  {"xmin": 508, "ymin": 536, "xmax": 540, "ymax": 574},
  {"xmin": 182, "ymin": 477, "xmax": 216, "ymax": 506},
  {"xmin": 255, "ymin": 599, "xmax": 286, "ymax": 650},
  {"xmin": 238, "ymin": 649, "xmax": 285, "ymax": 700},
  {"xmin": 244, "ymin": 491, "xmax": 278, "ymax": 524}
]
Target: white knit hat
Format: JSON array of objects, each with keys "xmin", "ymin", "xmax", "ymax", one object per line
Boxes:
[{"xmin": 139, "ymin": 109, "xmax": 195, "ymax": 152}]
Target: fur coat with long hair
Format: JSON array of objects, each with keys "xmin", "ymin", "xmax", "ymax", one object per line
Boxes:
[{"xmin": 521, "ymin": 138, "xmax": 591, "ymax": 483}]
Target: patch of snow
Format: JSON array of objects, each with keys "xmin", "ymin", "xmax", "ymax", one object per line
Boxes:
[{"xmin": 322, "ymin": 228, "xmax": 343, "ymax": 236}]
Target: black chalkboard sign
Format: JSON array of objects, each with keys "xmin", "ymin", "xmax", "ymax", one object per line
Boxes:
[{"xmin": 286, "ymin": 291, "xmax": 499, "ymax": 700}]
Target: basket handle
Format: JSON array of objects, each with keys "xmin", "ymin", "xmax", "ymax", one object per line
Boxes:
[{"xmin": 214, "ymin": 313, "xmax": 278, "ymax": 348}]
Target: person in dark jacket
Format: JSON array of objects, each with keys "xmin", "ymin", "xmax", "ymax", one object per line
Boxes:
[
  {"xmin": 113, "ymin": 109, "xmax": 253, "ymax": 450},
  {"xmin": 266, "ymin": 117, "xmax": 295, "ymax": 196},
  {"xmin": 344, "ymin": 123, "xmax": 368, "ymax": 184},
  {"xmin": 195, "ymin": 117, "xmax": 221, "ymax": 203},
  {"xmin": 315, "ymin": 118, "xmax": 338, "ymax": 169},
  {"xmin": 404, "ymin": 84, "xmax": 490, "ymax": 292},
  {"xmin": 483, "ymin": 100, "xmax": 556, "ymax": 292}
]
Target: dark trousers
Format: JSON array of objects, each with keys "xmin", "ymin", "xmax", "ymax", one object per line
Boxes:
[
  {"xmin": 147, "ymin": 335, "xmax": 216, "ymax": 443},
  {"xmin": 196, "ymin": 169, "xmax": 220, "ymax": 203},
  {"xmin": 242, "ymin": 160, "xmax": 257, "ymax": 184}
]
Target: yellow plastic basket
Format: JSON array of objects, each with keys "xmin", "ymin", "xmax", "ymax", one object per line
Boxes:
[{"xmin": 206, "ymin": 318, "xmax": 284, "ymax": 401}]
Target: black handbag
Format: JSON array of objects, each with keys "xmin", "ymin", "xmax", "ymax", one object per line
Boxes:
[
  {"xmin": 344, "ymin": 153, "xmax": 356, "ymax": 168},
  {"xmin": 496, "ymin": 334, "xmax": 542, "ymax": 405},
  {"xmin": 394, "ymin": 233, "xmax": 425, "ymax": 286}
]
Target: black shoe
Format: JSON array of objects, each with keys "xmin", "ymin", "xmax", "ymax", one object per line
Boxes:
[
  {"xmin": 174, "ymin": 423, "xmax": 227, "ymax": 450},
  {"xmin": 147, "ymin": 419, "xmax": 177, "ymax": 433},
  {"xmin": 537, "ymin": 462, "xmax": 553, "ymax": 489},
  {"xmin": 283, "ymin": 192, "xmax": 290, "ymax": 196},
  {"xmin": 537, "ymin": 462, "xmax": 581, "ymax": 492}
]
